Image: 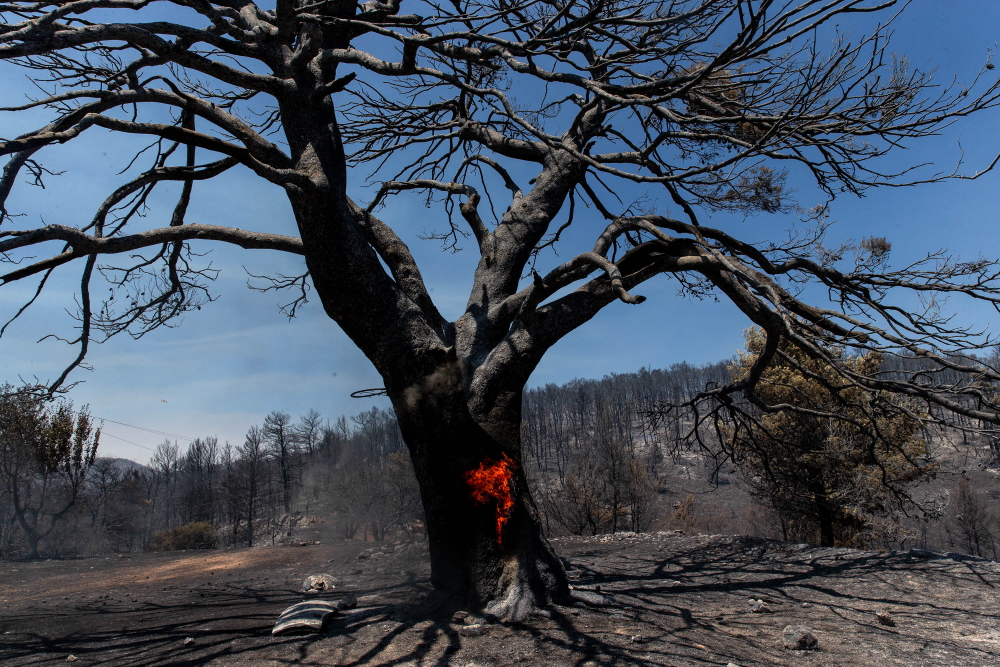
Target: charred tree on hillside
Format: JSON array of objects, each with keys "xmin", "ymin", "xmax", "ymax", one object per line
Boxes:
[
  {"xmin": 262, "ymin": 411, "xmax": 295, "ymax": 533},
  {"xmin": 4, "ymin": 1, "xmax": 1000, "ymax": 615},
  {"xmin": 295, "ymin": 409, "xmax": 324, "ymax": 458},
  {"xmin": 237, "ymin": 425, "xmax": 268, "ymax": 547}
]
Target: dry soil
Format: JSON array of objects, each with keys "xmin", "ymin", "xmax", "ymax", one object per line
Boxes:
[{"xmin": 2, "ymin": 532, "xmax": 999, "ymax": 666}]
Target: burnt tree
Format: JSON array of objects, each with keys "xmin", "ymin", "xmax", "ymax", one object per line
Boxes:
[{"xmin": 3, "ymin": 1, "xmax": 1000, "ymax": 616}]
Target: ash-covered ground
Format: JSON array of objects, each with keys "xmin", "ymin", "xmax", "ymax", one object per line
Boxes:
[{"xmin": 2, "ymin": 529, "xmax": 998, "ymax": 666}]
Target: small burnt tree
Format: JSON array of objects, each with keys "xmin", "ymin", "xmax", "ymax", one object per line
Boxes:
[{"xmin": 3, "ymin": 1, "xmax": 1000, "ymax": 615}]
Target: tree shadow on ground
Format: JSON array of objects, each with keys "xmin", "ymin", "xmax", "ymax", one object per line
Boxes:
[{"xmin": 3, "ymin": 536, "xmax": 999, "ymax": 666}]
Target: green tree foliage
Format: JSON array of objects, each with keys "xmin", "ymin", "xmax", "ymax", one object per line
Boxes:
[
  {"xmin": 0, "ymin": 386, "xmax": 99, "ymax": 558},
  {"xmin": 727, "ymin": 330, "xmax": 936, "ymax": 548}
]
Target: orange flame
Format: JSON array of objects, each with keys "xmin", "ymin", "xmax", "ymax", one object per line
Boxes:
[{"xmin": 464, "ymin": 454, "xmax": 515, "ymax": 545}]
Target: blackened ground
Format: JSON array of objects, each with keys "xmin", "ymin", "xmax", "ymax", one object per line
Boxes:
[{"xmin": 1, "ymin": 532, "xmax": 998, "ymax": 666}]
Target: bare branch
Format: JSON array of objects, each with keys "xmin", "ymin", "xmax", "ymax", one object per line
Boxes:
[{"xmin": 1, "ymin": 224, "xmax": 303, "ymax": 284}]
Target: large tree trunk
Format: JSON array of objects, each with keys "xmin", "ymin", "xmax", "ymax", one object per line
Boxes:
[
  {"xmin": 278, "ymin": 73, "xmax": 568, "ymax": 619},
  {"xmin": 388, "ymin": 362, "xmax": 569, "ymax": 619}
]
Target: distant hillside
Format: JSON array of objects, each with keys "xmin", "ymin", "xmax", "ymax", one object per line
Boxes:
[{"xmin": 95, "ymin": 457, "xmax": 148, "ymax": 473}]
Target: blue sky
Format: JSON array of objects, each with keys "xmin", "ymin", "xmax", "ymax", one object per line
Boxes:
[{"xmin": 2, "ymin": 1, "xmax": 999, "ymax": 461}]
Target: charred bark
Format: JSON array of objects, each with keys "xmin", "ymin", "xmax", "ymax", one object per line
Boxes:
[
  {"xmin": 274, "ymin": 71, "xmax": 570, "ymax": 616},
  {"xmin": 388, "ymin": 360, "xmax": 569, "ymax": 618}
]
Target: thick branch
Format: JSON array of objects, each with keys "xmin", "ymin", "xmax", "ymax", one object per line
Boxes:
[
  {"xmin": 1, "ymin": 223, "xmax": 303, "ymax": 284},
  {"xmin": 348, "ymin": 199, "xmax": 448, "ymax": 335}
]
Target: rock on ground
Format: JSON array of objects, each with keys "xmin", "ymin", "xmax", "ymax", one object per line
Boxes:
[
  {"xmin": 301, "ymin": 574, "xmax": 337, "ymax": 592},
  {"xmin": 876, "ymin": 610, "xmax": 896, "ymax": 627},
  {"xmin": 782, "ymin": 624, "xmax": 819, "ymax": 650},
  {"xmin": 458, "ymin": 624, "xmax": 488, "ymax": 637}
]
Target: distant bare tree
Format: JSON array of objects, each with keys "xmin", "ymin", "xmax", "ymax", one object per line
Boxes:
[
  {"xmin": 951, "ymin": 476, "xmax": 997, "ymax": 559},
  {"xmin": 331, "ymin": 463, "xmax": 368, "ymax": 540},
  {"xmin": 295, "ymin": 409, "xmax": 324, "ymax": 458},
  {"xmin": 218, "ymin": 442, "xmax": 243, "ymax": 544},
  {"xmin": 539, "ymin": 402, "xmax": 657, "ymax": 536},
  {"xmin": 147, "ymin": 440, "xmax": 180, "ymax": 533},
  {"xmin": 85, "ymin": 457, "xmax": 123, "ymax": 537},
  {"xmin": 238, "ymin": 424, "xmax": 268, "ymax": 546},
  {"xmin": 357, "ymin": 451, "xmax": 422, "ymax": 540},
  {"xmin": 263, "ymin": 410, "xmax": 295, "ymax": 532},
  {"xmin": 318, "ymin": 417, "xmax": 345, "ymax": 465},
  {"xmin": 538, "ymin": 453, "xmax": 607, "ymax": 536},
  {"xmin": 351, "ymin": 407, "xmax": 403, "ymax": 462},
  {"xmin": 179, "ymin": 436, "xmax": 219, "ymax": 524}
]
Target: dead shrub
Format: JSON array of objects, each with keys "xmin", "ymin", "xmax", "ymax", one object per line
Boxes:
[{"xmin": 149, "ymin": 521, "xmax": 217, "ymax": 551}]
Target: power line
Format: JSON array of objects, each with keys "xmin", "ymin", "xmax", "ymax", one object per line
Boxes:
[
  {"xmin": 90, "ymin": 415, "xmax": 196, "ymax": 442},
  {"xmin": 59, "ymin": 406, "xmax": 197, "ymax": 442},
  {"xmin": 99, "ymin": 431, "xmax": 157, "ymax": 453},
  {"xmin": 30, "ymin": 406, "xmax": 195, "ymax": 456}
]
